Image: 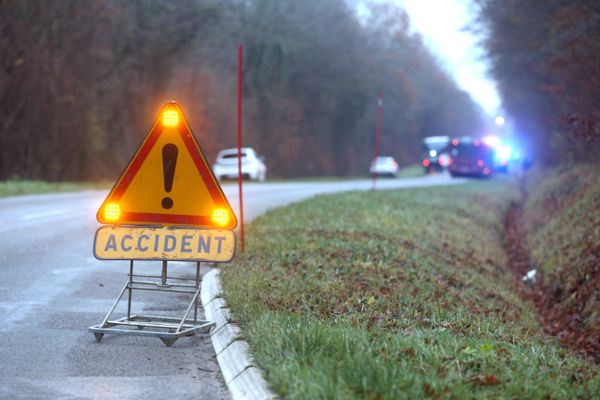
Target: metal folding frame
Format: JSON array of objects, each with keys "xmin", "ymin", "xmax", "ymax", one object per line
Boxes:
[{"xmin": 89, "ymin": 260, "xmax": 215, "ymax": 347}]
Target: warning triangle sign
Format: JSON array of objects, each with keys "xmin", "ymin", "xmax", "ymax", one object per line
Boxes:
[{"xmin": 97, "ymin": 101, "xmax": 237, "ymax": 229}]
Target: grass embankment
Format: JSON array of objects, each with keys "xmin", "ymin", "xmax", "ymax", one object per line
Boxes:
[
  {"xmin": 262, "ymin": 164, "xmax": 424, "ymax": 183},
  {"xmin": 397, "ymin": 164, "xmax": 424, "ymax": 178},
  {"xmin": 524, "ymin": 164, "xmax": 600, "ymax": 358},
  {"xmin": 0, "ymin": 180, "xmax": 109, "ymax": 197},
  {"xmin": 222, "ymin": 178, "xmax": 600, "ymax": 399}
]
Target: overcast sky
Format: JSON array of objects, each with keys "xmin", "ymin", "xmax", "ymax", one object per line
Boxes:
[{"xmin": 399, "ymin": 0, "xmax": 501, "ymax": 116}]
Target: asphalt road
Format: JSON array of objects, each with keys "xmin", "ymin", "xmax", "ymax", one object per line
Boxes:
[{"xmin": 0, "ymin": 174, "xmax": 465, "ymax": 400}]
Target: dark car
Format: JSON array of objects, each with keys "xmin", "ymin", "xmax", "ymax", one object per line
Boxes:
[
  {"xmin": 448, "ymin": 137, "xmax": 495, "ymax": 178},
  {"xmin": 422, "ymin": 136, "xmax": 450, "ymax": 173}
]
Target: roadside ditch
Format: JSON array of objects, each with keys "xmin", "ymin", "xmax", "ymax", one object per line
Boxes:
[{"xmin": 503, "ymin": 171, "xmax": 600, "ymax": 362}]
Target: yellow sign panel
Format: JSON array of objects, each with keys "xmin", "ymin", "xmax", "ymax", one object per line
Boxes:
[
  {"xmin": 96, "ymin": 102, "xmax": 237, "ymax": 229},
  {"xmin": 94, "ymin": 226, "xmax": 236, "ymax": 262}
]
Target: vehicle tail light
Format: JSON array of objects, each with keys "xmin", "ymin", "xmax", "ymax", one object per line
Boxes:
[
  {"xmin": 483, "ymin": 168, "xmax": 491, "ymax": 175},
  {"xmin": 477, "ymin": 160, "xmax": 484, "ymax": 167},
  {"xmin": 448, "ymin": 158, "xmax": 453, "ymax": 166},
  {"xmin": 437, "ymin": 154, "xmax": 451, "ymax": 167},
  {"xmin": 451, "ymin": 138, "xmax": 459, "ymax": 146},
  {"xmin": 422, "ymin": 159, "xmax": 430, "ymax": 167}
]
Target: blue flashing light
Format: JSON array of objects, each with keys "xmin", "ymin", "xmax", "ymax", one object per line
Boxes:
[{"xmin": 495, "ymin": 145, "xmax": 512, "ymax": 160}]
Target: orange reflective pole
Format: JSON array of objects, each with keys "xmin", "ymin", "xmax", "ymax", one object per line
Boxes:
[
  {"xmin": 237, "ymin": 44, "xmax": 245, "ymax": 252},
  {"xmin": 372, "ymin": 93, "xmax": 383, "ymax": 191}
]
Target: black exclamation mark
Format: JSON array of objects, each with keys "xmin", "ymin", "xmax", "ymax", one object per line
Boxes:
[{"xmin": 161, "ymin": 144, "xmax": 178, "ymax": 209}]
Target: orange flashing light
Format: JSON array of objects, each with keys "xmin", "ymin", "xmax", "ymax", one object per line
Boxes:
[
  {"xmin": 104, "ymin": 203, "xmax": 121, "ymax": 222},
  {"xmin": 212, "ymin": 208, "xmax": 229, "ymax": 226},
  {"xmin": 162, "ymin": 109, "xmax": 179, "ymax": 127}
]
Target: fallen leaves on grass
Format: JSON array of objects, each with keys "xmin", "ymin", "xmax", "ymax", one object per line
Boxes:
[{"xmin": 473, "ymin": 374, "xmax": 501, "ymax": 386}]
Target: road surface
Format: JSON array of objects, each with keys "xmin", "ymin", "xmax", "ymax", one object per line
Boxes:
[{"xmin": 0, "ymin": 174, "xmax": 464, "ymax": 399}]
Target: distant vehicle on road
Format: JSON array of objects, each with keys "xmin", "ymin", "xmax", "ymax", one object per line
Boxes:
[
  {"xmin": 370, "ymin": 156, "xmax": 399, "ymax": 177},
  {"xmin": 213, "ymin": 148, "xmax": 267, "ymax": 182},
  {"xmin": 422, "ymin": 136, "xmax": 450, "ymax": 173},
  {"xmin": 493, "ymin": 144, "xmax": 512, "ymax": 173},
  {"xmin": 448, "ymin": 137, "xmax": 494, "ymax": 178},
  {"xmin": 483, "ymin": 135, "xmax": 513, "ymax": 173}
]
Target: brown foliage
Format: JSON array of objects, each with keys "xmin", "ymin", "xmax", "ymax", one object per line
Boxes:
[
  {"xmin": 478, "ymin": 0, "xmax": 600, "ymax": 163},
  {"xmin": 0, "ymin": 0, "xmax": 484, "ymax": 180}
]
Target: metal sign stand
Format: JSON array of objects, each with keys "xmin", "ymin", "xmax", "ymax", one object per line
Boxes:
[{"xmin": 89, "ymin": 260, "xmax": 215, "ymax": 347}]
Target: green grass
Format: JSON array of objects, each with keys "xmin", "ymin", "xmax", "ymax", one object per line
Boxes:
[
  {"xmin": 263, "ymin": 176, "xmax": 366, "ymax": 183},
  {"xmin": 231, "ymin": 163, "xmax": 424, "ymax": 183},
  {"xmin": 524, "ymin": 164, "xmax": 600, "ymax": 333},
  {"xmin": 398, "ymin": 163, "xmax": 425, "ymax": 178},
  {"xmin": 222, "ymin": 178, "xmax": 600, "ymax": 399},
  {"xmin": 0, "ymin": 179, "xmax": 109, "ymax": 197}
]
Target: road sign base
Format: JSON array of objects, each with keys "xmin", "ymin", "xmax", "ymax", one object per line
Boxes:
[
  {"xmin": 89, "ymin": 315, "xmax": 214, "ymax": 346},
  {"xmin": 89, "ymin": 260, "xmax": 215, "ymax": 346}
]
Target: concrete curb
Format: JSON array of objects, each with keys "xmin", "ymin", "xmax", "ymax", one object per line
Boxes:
[{"xmin": 201, "ymin": 269, "xmax": 277, "ymax": 400}]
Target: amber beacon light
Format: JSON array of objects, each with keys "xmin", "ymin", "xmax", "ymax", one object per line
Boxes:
[
  {"xmin": 103, "ymin": 203, "xmax": 121, "ymax": 222},
  {"xmin": 162, "ymin": 109, "xmax": 179, "ymax": 127},
  {"xmin": 211, "ymin": 208, "xmax": 230, "ymax": 227}
]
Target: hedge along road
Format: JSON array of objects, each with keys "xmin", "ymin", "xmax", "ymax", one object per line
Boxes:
[{"xmin": 0, "ymin": 173, "xmax": 465, "ymax": 399}]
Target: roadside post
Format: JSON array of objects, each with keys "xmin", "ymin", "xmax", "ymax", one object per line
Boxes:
[
  {"xmin": 372, "ymin": 93, "xmax": 383, "ymax": 191},
  {"xmin": 89, "ymin": 101, "xmax": 237, "ymax": 346},
  {"xmin": 237, "ymin": 44, "xmax": 245, "ymax": 252}
]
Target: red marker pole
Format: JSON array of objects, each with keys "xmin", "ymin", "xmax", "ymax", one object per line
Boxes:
[
  {"xmin": 372, "ymin": 93, "xmax": 383, "ymax": 191},
  {"xmin": 237, "ymin": 44, "xmax": 245, "ymax": 252}
]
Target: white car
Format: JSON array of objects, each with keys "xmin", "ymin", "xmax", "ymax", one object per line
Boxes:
[
  {"xmin": 370, "ymin": 156, "xmax": 399, "ymax": 177},
  {"xmin": 213, "ymin": 148, "xmax": 267, "ymax": 182}
]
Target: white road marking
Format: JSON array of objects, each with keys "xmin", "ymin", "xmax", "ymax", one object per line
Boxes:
[
  {"xmin": 0, "ymin": 301, "xmax": 42, "ymax": 332},
  {"xmin": 20, "ymin": 208, "xmax": 69, "ymax": 221}
]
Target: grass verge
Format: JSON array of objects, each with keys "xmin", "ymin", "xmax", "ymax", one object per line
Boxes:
[
  {"xmin": 398, "ymin": 163, "xmax": 425, "ymax": 178},
  {"xmin": 229, "ymin": 164, "xmax": 424, "ymax": 183},
  {"xmin": 0, "ymin": 179, "xmax": 109, "ymax": 197},
  {"xmin": 222, "ymin": 178, "xmax": 600, "ymax": 399}
]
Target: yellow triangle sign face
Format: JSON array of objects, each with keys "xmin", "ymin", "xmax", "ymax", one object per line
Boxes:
[{"xmin": 97, "ymin": 101, "xmax": 237, "ymax": 229}]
